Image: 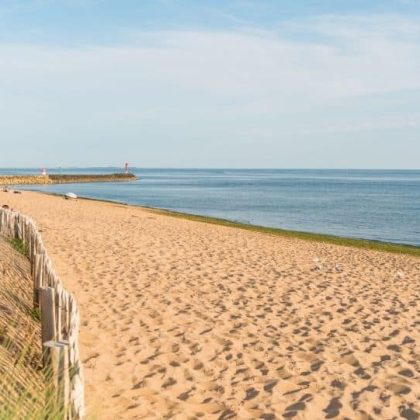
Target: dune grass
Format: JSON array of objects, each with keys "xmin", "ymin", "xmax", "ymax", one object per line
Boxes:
[
  {"xmin": 0, "ymin": 340, "xmax": 67, "ymax": 420},
  {"xmin": 0, "ymin": 237, "xmax": 65, "ymax": 419}
]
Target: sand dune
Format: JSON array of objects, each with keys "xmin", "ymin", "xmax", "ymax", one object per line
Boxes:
[
  {"xmin": 0, "ymin": 237, "xmax": 44, "ymax": 415},
  {"xmin": 2, "ymin": 191, "xmax": 419, "ymax": 419}
]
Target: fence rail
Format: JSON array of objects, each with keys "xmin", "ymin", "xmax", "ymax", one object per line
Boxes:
[{"xmin": 0, "ymin": 208, "xmax": 85, "ymax": 419}]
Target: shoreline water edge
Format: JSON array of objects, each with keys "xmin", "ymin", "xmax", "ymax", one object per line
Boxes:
[
  {"xmin": 7, "ymin": 189, "xmax": 420, "ymax": 257},
  {"xmin": 3, "ymin": 168, "xmax": 420, "ymax": 247}
]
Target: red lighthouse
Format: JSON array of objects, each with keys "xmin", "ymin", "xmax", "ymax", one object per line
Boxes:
[{"xmin": 124, "ymin": 162, "xmax": 129, "ymax": 174}]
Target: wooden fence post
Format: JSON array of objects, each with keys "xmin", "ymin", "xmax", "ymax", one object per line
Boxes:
[
  {"xmin": 43, "ymin": 340, "xmax": 70, "ymax": 419},
  {"xmin": 41, "ymin": 287, "xmax": 57, "ymax": 349},
  {"xmin": 59, "ymin": 340, "xmax": 71, "ymax": 418},
  {"xmin": 33, "ymin": 253, "xmax": 41, "ymax": 309}
]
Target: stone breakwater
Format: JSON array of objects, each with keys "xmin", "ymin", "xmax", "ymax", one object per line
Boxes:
[
  {"xmin": 0, "ymin": 175, "xmax": 50, "ymax": 185},
  {"xmin": 0, "ymin": 173, "xmax": 136, "ymax": 185}
]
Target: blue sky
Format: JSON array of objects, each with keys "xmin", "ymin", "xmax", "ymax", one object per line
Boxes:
[{"xmin": 0, "ymin": 0, "xmax": 420, "ymax": 168}]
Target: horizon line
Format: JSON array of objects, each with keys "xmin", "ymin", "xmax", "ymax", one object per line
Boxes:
[{"xmin": 0, "ymin": 166, "xmax": 420, "ymax": 171}]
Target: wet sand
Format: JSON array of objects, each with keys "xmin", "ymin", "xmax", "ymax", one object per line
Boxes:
[{"xmin": 2, "ymin": 191, "xmax": 419, "ymax": 419}]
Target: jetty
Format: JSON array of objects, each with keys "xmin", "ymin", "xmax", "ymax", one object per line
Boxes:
[{"xmin": 0, "ymin": 173, "xmax": 136, "ymax": 186}]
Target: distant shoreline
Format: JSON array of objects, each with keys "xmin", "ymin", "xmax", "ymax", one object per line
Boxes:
[
  {"xmin": 14, "ymin": 189, "xmax": 420, "ymax": 257},
  {"xmin": 0, "ymin": 173, "xmax": 136, "ymax": 185}
]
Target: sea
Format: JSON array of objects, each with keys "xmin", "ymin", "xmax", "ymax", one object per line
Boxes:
[{"xmin": 1, "ymin": 168, "xmax": 420, "ymax": 247}]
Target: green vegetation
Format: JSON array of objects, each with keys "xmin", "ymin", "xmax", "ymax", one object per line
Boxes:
[
  {"xmin": 147, "ymin": 207, "xmax": 420, "ymax": 257},
  {"xmin": 30, "ymin": 308, "xmax": 41, "ymax": 322},
  {"xmin": 9, "ymin": 237, "xmax": 28, "ymax": 256}
]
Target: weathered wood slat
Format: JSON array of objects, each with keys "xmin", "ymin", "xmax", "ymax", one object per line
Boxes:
[{"xmin": 40, "ymin": 287, "xmax": 57, "ymax": 346}]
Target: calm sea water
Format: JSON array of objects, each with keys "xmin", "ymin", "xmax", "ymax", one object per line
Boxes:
[{"xmin": 2, "ymin": 168, "xmax": 420, "ymax": 246}]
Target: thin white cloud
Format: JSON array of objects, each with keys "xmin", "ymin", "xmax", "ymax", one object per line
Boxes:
[
  {"xmin": 301, "ymin": 116, "xmax": 420, "ymax": 135},
  {"xmin": 286, "ymin": 14, "xmax": 420, "ymax": 40},
  {"xmin": 0, "ymin": 13, "xmax": 419, "ymax": 166},
  {"xmin": 1, "ymin": 14, "xmax": 420, "ymax": 101}
]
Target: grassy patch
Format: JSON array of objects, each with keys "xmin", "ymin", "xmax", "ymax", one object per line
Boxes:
[
  {"xmin": 146, "ymin": 207, "xmax": 420, "ymax": 257},
  {"xmin": 8, "ymin": 238, "xmax": 28, "ymax": 256},
  {"xmin": 30, "ymin": 308, "xmax": 41, "ymax": 322}
]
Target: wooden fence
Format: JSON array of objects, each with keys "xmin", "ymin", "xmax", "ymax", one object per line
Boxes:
[{"xmin": 0, "ymin": 208, "xmax": 85, "ymax": 419}]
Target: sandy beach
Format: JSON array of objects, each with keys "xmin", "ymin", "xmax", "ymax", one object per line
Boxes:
[{"xmin": 2, "ymin": 191, "xmax": 419, "ymax": 419}]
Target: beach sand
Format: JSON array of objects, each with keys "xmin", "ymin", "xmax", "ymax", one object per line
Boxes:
[{"xmin": 2, "ymin": 191, "xmax": 419, "ymax": 419}]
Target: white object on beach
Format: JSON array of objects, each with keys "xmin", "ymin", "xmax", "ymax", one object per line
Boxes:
[
  {"xmin": 312, "ymin": 257, "xmax": 322, "ymax": 271},
  {"xmin": 65, "ymin": 192, "xmax": 78, "ymax": 200}
]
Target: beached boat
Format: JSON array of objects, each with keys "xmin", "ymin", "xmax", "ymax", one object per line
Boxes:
[{"xmin": 65, "ymin": 192, "xmax": 78, "ymax": 200}]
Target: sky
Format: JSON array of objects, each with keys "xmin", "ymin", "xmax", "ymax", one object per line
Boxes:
[{"xmin": 0, "ymin": 0, "xmax": 420, "ymax": 168}]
